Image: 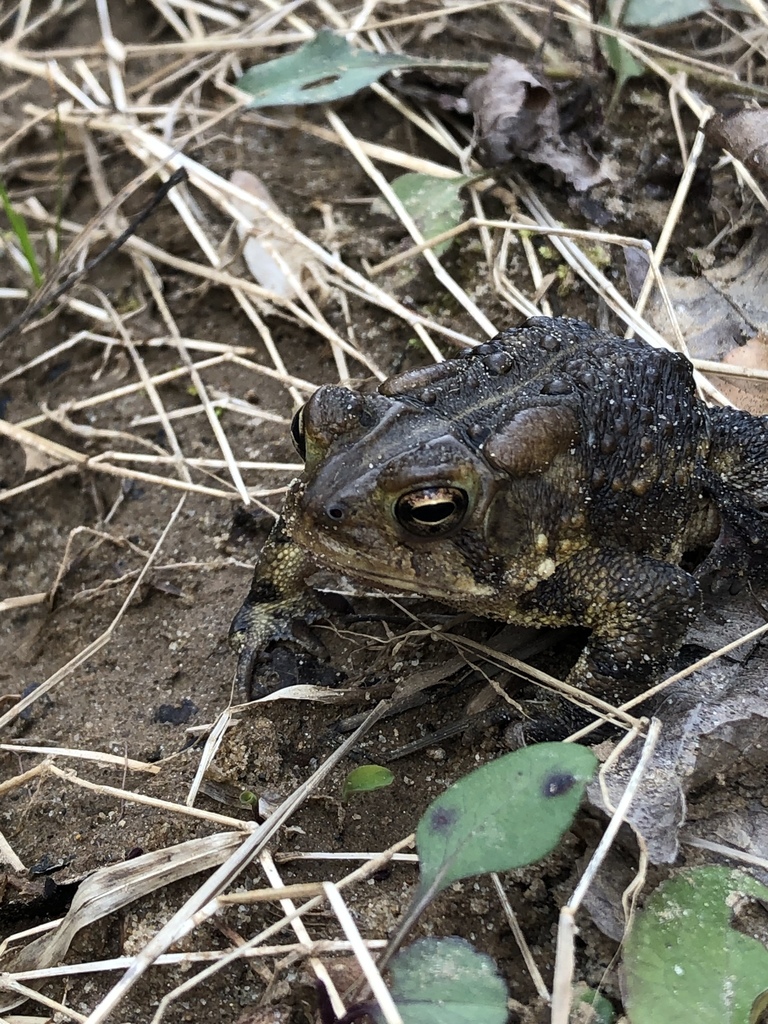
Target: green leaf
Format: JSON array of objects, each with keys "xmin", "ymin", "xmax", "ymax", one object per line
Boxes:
[
  {"xmin": 617, "ymin": 0, "xmax": 743, "ymax": 27},
  {"xmin": 572, "ymin": 984, "xmax": 616, "ymax": 1023},
  {"xmin": 389, "ymin": 173, "xmax": 470, "ymax": 256},
  {"xmin": 341, "ymin": 764, "xmax": 394, "ymax": 801},
  {"xmin": 237, "ymin": 29, "xmax": 436, "ymax": 108},
  {"xmin": 0, "ymin": 179, "xmax": 43, "ymax": 288},
  {"xmin": 623, "ymin": 867, "xmax": 768, "ymax": 1024},
  {"xmin": 376, "ymin": 937, "xmax": 508, "ymax": 1024},
  {"xmin": 621, "ymin": 0, "xmax": 709, "ymax": 25},
  {"xmin": 416, "ymin": 742, "xmax": 597, "ymax": 898},
  {"xmin": 600, "ymin": 31, "xmax": 645, "ymax": 95}
]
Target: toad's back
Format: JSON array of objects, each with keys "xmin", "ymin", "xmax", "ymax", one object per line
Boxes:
[{"xmin": 381, "ymin": 318, "xmax": 719, "ymax": 559}]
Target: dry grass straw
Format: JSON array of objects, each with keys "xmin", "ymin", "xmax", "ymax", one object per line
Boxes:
[
  {"xmin": 551, "ymin": 721, "xmax": 660, "ymax": 1024},
  {"xmin": 0, "ymin": 0, "xmax": 766, "ymax": 1021}
]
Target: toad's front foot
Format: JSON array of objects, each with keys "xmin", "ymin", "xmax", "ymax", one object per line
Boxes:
[
  {"xmin": 229, "ymin": 590, "xmax": 325, "ymax": 696},
  {"xmin": 229, "ymin": 517, "xmax": 320, "ymax": 696}
]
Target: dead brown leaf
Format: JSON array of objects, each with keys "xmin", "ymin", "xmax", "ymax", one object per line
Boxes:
[
  {"xmin": 588, "ymin": 645, "xmax": 768, "ymax": 866},
  {"xmin": 629, "ymin": 230, "xmax": 768, "ymax": 367},
  {"xmin": 465, "ymin": 56, "xmax": 611, "ymax": 191},
  {"xmin": 712, "ymin": 333, "xmax": 768, "ymax": 415},
  {"xmin": 707, "ymin": 108, "xmax": 768, "ymax": 184},
  {"xmin": 229, "ymin": 170, "xmax": 326, "ymax": 301},
  {"xmin": 0, "ymin": 831, "xmax": 243, "ymax": 1014}
]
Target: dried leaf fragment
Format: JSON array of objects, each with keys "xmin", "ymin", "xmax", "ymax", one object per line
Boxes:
[
  {"xmin": 712, "ymin": 333, "xmax": 768, "ymax": 416},
  {"xmin": 465, "ymin": 56, "xmax": 611, "ymax": 191},
  {"xmin": 1, "ymin": 831, "xmax": 243, "ymax": 1013},
  {"xmin": 633, "ymin": 230, "xmax": 768, "ymax": 365},
  {"xmin": 707, "ymin": 108, "xmax": 768, "ymax": 184},
  {"xmin": 588, "ymin": 652, "xmax": 768, "ymax": 865},
  {"xmin": 229, "ymin": 170, "xmax": 326, "ymax": 301}
]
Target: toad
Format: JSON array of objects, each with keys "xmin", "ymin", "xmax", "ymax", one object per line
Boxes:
[{"xmin": 230, "ymin": 317, "xmax": 768, "ymax": 696}]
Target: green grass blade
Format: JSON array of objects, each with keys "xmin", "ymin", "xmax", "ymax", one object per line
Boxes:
[{"xmin": 0, "ymin": 180, "xmax": 43, "ymax": 288}]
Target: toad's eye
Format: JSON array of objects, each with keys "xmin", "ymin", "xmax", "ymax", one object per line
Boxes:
[
  {"xmin": 395, "ymin": 487, "xmax": 469, "ymax": 537},
  {"xmin": 291, "ymin": 405, "xmax": 306, "ymax": 460}
]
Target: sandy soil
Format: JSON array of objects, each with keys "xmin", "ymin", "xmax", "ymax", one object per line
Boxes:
[{"xmin": 1, "ymin": 2, "xmax": 767, "ymax": 1022}]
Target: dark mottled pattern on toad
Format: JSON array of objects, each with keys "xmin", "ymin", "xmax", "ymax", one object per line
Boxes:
[{"xmin": 230, "ymin": 317, "xmax": 768, "ymax": 696}]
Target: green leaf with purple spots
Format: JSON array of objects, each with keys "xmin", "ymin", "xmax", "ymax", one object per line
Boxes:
[{"xmin": 416, "ymin": 742, "xmax": 596, "ymax": 897}]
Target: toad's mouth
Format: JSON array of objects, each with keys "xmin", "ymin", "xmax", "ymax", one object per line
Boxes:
[
  {"xmin": 289, "ymin": 517, "xmax": 497, "ymax": 603},
  {"xmin": 293, "ymin": 525, "xmax": 421, "ymax": 592}
]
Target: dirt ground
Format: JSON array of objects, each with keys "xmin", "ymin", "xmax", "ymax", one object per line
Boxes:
[{"xmin": 1, "ymin": 2, "xmax": 768, "ymax": 1022}]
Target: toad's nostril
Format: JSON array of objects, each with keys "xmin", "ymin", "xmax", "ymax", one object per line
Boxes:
[{"xmin": 325, "ymin": 504, "xmax": 345, "ymax": 521}]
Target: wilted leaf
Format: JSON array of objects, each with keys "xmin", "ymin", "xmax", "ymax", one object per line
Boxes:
[
  {"xmin": 237, "ymin": 29, "xmax": 435, "ymax": 108},
  {"xmin": 707, "ymin": 109, "xmax": 768, "ymax": 184},
  {"xmin": 229, "ymin": 170, "xmax": 325, "ymax": 300},
  {"xmin": 416, "ymin": 742, "xmax": 596, "ymax": 898},
  {"xmin": 389, "ymin": 173, "xmax": 471, "ymax": 255},
  {"xmin": 1, "ymin": 832, "xmax": 243, "ymax": 1013},
  {"xmin": 342, "ymin": 764, "xmax": 394, "ymax": 801},
  {"xmin": 252, "ymin": 684, "xmax": 351, "ymax": 704},
  {"xmin": 375, "ymin": 937, "xmax": 508, "ymax": 1024},
  {"xmin": 22, "ymin": 442, "xmax": 61, "ymax": 474},
  {"xmin": 629, "ymin": 230, "xmax": 768, "ymax": 371},
  {"xmin": 623, "ymin": 867, "xmax": 768, "ymax": 1024},
  {"xmin": 466, "ymin": 56, "xmax": 554, "ymax": 160},
  {"xmin": 588, "ymin": 654, "xmax": 768, "ymax": 864},
  {"xmin": 465, "ymin": 56, "xmax": 611, "ymax": 191}
]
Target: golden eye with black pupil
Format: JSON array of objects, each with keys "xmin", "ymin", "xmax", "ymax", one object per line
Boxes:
[
  {"xmin": 290, "ymin": 405, "xmax": 306, "ymax": 460},
  {"xmin": 395, "ymin": 487, "xmax": 468, "ymax": 537}
]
